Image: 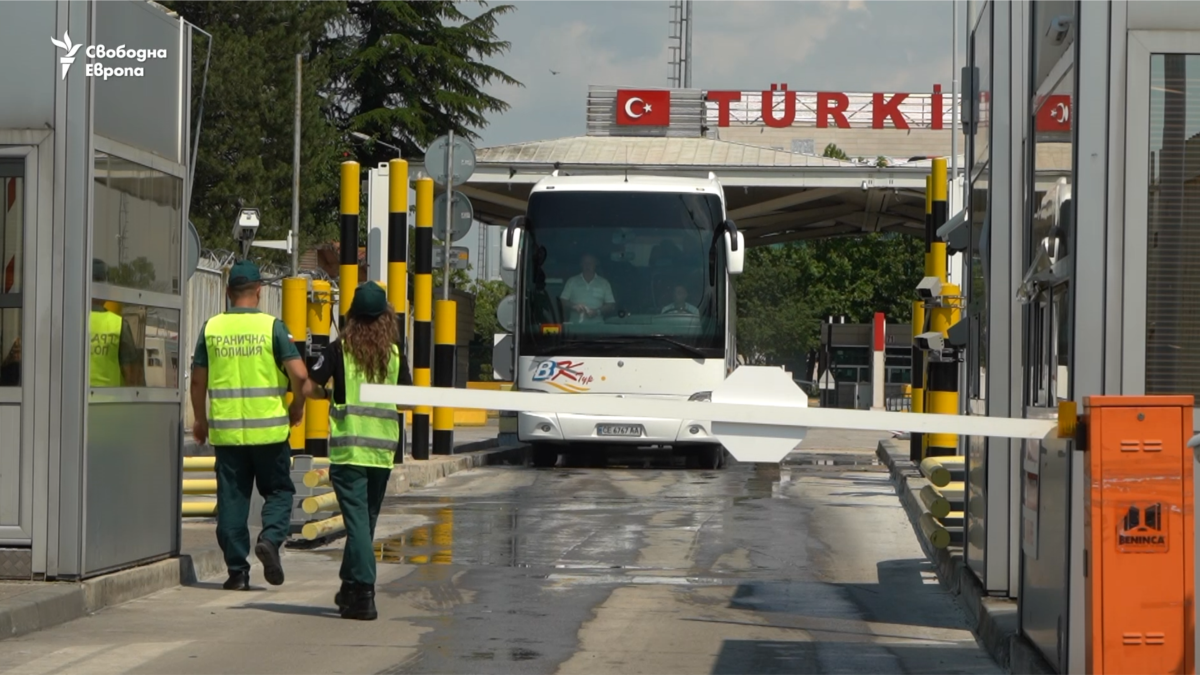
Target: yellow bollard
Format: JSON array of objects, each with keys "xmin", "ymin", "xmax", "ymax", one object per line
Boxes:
[
  {"xmin": 919, "ymin": 512, "xmax": 951, "ymax": 549},
  {"xmin": 909, "ymin": 299, "xmax": 926, "ymax": 462},
  {"xmin": 388, "ymin": 159, "xmax": 410, "ymax": 364},
  {"xmin": 412, "ymin": 177, "xmax": 434, "ymax": 460},
  {"xmin": 919, "ymin": 455, "xmax": 964, "ymax": 487},
  {"xmin": 306, "ymin": 280, "xmax": 332, "ymax": 457},
  {"xmin": 303, "ymin": 468, "xmax": 331, "ymax": 489},
  {"xmin": 182, "ymin": 479, "xmax": 218, "ymax": 495},
  {"xmin": 283, "ymin": 277, "xmax": 308, "ymax": 453},
  {"xmin": 302, "ymin": 491, "xmax": 340, "ymax": 515},
  {"xmin": 182, "ymin": 501, "xmax": 217, "ymax": 517},
  {"xmin": 433, "ymin": 299, "xmax": 456, "ymax": 455},
  {"xmin": 925, "ymin": 283, "xmax": 960, "ymax": 457},
  {"xmin": 302, "ymin": 515, "xmax": 344, "ymax": 540},
  {"xmin": 183, "ymin": 456, "xmax": 216, "ymax": 471}
]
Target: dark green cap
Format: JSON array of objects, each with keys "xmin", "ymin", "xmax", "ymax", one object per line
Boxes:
[
  {"xmin": 92, "ymin": 258, "xmax": 108, "ymax": 283},
  {"xmin": 349, "ymin": 281, "xmax": 388, "ymax": 318},
  {"xmin": 228, "ymin": 260, "xmax": 261, "ymax": 288}
]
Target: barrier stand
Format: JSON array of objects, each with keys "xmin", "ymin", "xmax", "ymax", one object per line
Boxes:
[
  {"xmin": 433, "ymin": 299, "xmax": 456, "ymax": 454},
  {"xmin": 283, "ymin": 277, "xmax": 308, "ymax": 453},
  {"xmin": 412, "ymin": 177, "xmax": 434, "ymax": 459},
  {"xmin": 306, "ymin": 280, "xmax": 332, "ymax": 457},
  {"xmin": 1077, "ymin": 396, "xmax": 1194, "ymax": 674}
]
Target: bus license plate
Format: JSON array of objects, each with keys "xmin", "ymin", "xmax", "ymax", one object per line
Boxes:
[{"xmin": 597, "ymin": 424, "xmax": 644, "ymax": 437}]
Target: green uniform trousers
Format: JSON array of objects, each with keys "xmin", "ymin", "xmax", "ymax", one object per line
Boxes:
[
  {"xmin": 330, "ymin": 464, "xmax": 390, "ymax": 586},
  {"xmin": 214, "ymin": 442, "xmax": 296, "ymax": 573}
]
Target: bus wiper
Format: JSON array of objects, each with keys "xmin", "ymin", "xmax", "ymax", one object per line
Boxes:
[
  {"xmin": 552, "ymin": 335, "xmax": 707, "ymax": 358},
  {"xmin": 638, "ymin": 334, "xmax": 707, "ymax": 358}
]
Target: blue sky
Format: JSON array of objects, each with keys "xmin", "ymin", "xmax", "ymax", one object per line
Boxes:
[{"xmin": 476, "ymin": 0, "xmax": 959, "ymax": 147}]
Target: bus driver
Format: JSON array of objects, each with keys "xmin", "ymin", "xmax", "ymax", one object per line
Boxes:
[{"xmin": 559, "ymin": 253, "xmax": 615, "ymax": 324}]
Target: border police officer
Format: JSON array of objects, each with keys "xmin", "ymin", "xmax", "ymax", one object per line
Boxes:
[
  {"xmin": 305, "ymin": 282, "xmax": 412, "ymax": 619},
  {"xmin": 190, "ymin": 260, "xmax": 309, "ymax": 590}
]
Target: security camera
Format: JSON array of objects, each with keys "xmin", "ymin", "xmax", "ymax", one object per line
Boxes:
[
  {"xmin": 916, "ymin": 331, "xmax": 945, "ymax": 352},
  {"xmin": 917, "ymin": 276, "xmax": 942, "ymax": 300},
  {"xmin": 948, "ymin": 319, "xmax": 969, "ymax": 348},
  {"xmin": 231, "ymin": 208, "xmax": 260, "ymax": 243}
]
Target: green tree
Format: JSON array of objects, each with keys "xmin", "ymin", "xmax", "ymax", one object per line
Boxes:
[
  {"xmin": 875, "ymin": 155, "xmax": 890, "ymax": 168},
  {"xmin": 107, "ymin": 257, "xmax": 159, "ymax": 292},
  {"xmin": 822, "ymin": 143, "xmax": 849, "ymax": 160},
  {"xmin": 467, "ymin": 278, "xmax": 510, "ymax": 380},
  {"xmin": 327, "ymin": 1, "xmax": 522, "ymax": 166},
  {"xmin": 164, "ymin": 1, "xmax": 346, "ymax": 264}
]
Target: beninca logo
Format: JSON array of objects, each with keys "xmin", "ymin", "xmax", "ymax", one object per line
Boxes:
[
  {"xmin": 1119, "ymin": 503, "xmax": 1166, "ymax": 547},
  {"xmin": 51, "ymin": 32, "xmax": 82, "ymax": 80}
]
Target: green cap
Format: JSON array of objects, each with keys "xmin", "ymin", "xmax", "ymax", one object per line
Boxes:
[
  {"xmin": 92, "ymin": 258, "xmax": 108, "ymax": 283},
  {"xmin": 349, "ymin": 281, "xmax": 388, "ymax": 318},
  {"xmin": 227, "ymin": 260, "xmax": 261, "ymax": 288}
]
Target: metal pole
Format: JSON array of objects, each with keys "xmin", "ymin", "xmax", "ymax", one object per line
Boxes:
[
  {"xmin": 683, "ymin": 0, "xmax": 693, "ymax": 88},
  {"xmin": 291, "ymin": 53, "xmax": 301, "ymax": 276},
  {"xmin": 443, "ymin": 130, "xmax": 453, "ymax": 301},
  {"xmin": 950, "ymin": 0, "xmax": 958, "ymax": 188}
]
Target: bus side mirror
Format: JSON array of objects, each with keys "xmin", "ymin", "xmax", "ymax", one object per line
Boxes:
[
  {"xmin": 502, "ymin": 216, "xmax": 525, "ymax": 272},
  {"xmin": 723, "ymin": 220, "xmax": 744, "ymax": 275}
]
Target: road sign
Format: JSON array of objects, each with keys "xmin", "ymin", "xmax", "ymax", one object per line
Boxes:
[
  {"xmin": 434, "ymin": 192, "xmax": 474, "ymax": 242},
  {"xmin": 710, "ymin": 367, "xmax": 809, "ymax": 463},
  {"xmin": 432, "ymin": 245, "xmax": 469, "ymax": 270},
  {"xmin": 818, "ymin": 370, "xmax": 836, "ymax": 390},
  {"xmin": 496, "ymin": 294, "xmax": 516, "ymax": 333},
  {"xmin": 185, "ymin": 220, "xmax": 201, "ymax": 281},
  {"xmin": 424, "ymin": 135, "xmax": 476, "ymax": 187}
]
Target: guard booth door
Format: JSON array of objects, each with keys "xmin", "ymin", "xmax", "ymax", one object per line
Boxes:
[{"xmin": 0, "ymin": 149, "xmax": 36, "ymax": 552}]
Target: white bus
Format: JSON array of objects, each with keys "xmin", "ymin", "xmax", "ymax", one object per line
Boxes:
[{"xmin": 499, "ymin": 172, "xmax": 745, "ymax": 468}]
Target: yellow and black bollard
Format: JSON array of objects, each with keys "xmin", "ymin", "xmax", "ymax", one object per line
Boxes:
[
  {"xmin": 339, "ymin": 161, "xmax": 360, "ymax": 324},
  {"xmin": 412, "ymin": 177, "xmax": 434, "ymax": 459},
  {"xmin": 923, "ymin": 157, "xmax": 957, "ymax": 459},
  {"xmin": 909, "ymin": 299, "xmax": 925, "ymax": 461},
  {"xmin": 306, "ymin": 279, "xmax": 332, "ymax": 457},
  {"xmin": 283, "ymin": 277, "xmax": 308, "ymax": 453},
  {"xmin": 388, "ymin": 159, "xmax": 409, "ymax": 362},
  {"xmin": 433, "ymin": 299, "xmax": 456, "ymax": 455}
]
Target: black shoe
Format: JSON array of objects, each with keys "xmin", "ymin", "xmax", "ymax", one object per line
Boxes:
[
  {"xmin": 340, "ymin": 584, "xmax": 377, "ymax": 621},
  {"xmin": 254, "ymin": 537, "xmax": 285, "ymax": 586},
  {"xmin": 334, "ymin": 581, "xmax": 352, "ymax": 611},
  {"xmin": 223, "ymin": 570, "xmax": 250, "ymax": 590}
]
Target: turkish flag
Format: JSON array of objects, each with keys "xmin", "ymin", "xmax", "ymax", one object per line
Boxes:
[
  {"xmin": 1036, "ymin": 94, "xmax": 1071, "ymax": 132},
  {"xmin": 616, "ymin": 90, "xmax": 670, "ymax": 126}
]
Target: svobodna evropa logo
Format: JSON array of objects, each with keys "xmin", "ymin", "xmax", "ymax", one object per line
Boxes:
[{"xmin": 51, "ymin": 31, "xmax": 167, "ymax": 80}]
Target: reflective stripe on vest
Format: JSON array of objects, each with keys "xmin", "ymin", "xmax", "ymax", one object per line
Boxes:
[
  {"xmin": 204, "ymin": 312, "xmax": 290, "ymax": 446},
  {"xmin": 90, "ymin": 309, "xmax": 123, "ymax": 387},
  {"xmin": 329, "ymin": 344, "xmax": 400, "ymax": 468}
]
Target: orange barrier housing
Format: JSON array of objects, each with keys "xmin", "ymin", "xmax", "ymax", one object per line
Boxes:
[{"xmin": 1084, "ymin": 395, "xmax": 1194, "ymax": 675}]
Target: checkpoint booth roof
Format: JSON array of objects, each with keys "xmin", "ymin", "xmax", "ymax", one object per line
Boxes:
[{"xmin": 408, "ymin": 85, "xmax": 968, "ymax": 247}]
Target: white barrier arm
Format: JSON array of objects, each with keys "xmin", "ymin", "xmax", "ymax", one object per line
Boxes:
[{"xmin": 360, "ymin": 384, "xmax": 1055, "ymax": 441}]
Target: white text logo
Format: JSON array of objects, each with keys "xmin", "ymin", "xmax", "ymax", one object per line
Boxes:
[{"xmin": 50, "ymin": 32, "xmax": 168, "ymax": 80}]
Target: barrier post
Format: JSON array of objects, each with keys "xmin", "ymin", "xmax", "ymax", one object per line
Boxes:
[
  {"xmin": 388, "ymin": 159, "xmax": 409, "ymax": 359},
  {"xmin": 339, "ymin": 161, "xmax": 360, "ymax": 324},
  {"xmin": 413, "ymin": 177, "xmax": 434, "ymax": 459},
  {"xmin": 305, "ymin": 279, "xmax": 332, "ymax": 457},
  {"xmin": 924, "ymin": 158, "xmax": 956, "ymax": 459},
  {"xmin": 1081, "ymin": 396, "xmax": 1194, "ymax": 675},
  {"xmin": 909, "ymin": 299, "xmax": 926, "ymax": 462},
  {"xmin": 433, "ymin": 300, "xmax": 456, "ymax": 454},
  {"xmin": 282, "ymin": 277, "xmax": 308, "ymax": 453}
]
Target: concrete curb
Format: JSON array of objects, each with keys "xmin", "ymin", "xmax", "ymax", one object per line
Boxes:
[
  {"xmin": 876, "ymin": 439, "xmax": 1055, "ymax": 675},
  {"xmin": 387, "ymin": 441, "xmax": 527, "ymax": 495}
]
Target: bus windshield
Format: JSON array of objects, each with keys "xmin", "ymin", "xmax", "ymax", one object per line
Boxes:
[{"xmin": 518, "ymin": 190, "xmax": 727, "ymax": 359}]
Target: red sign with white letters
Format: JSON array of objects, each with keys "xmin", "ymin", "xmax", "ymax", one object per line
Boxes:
[
  {"xmin": 1035, "ymin": 94, "xmax": 1071, "ymax": 132},
  {"xmin": 616, "ymin": 90, "xmax": 671, "ymax": 126}
]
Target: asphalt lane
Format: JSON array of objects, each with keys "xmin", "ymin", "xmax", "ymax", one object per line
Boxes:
[{"xmin": 0, "ymin": 433, "xmax": 1000, "ymax": 675}]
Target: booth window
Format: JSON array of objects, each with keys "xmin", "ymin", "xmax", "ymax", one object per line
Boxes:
[
  {"xmin": 92, "ymin": 152, "xmax": 183, "ymax": 295},
  {"xmin": 966, "ymin": 2, "xmax": 992, "ymax": 402},
  {"xmin": 1145, "ymin": 55, "xmax": 1200, "ymax": 397},
  {"xmin": 0, "ymin": 161, "xmax": 22, "ymax": 387}
]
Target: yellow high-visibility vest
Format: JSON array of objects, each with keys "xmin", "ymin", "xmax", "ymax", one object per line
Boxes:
[
  {"xmin": 204, "ymin": 312, "xmax": 290, "ymax": 446},
  {"xmin": 89, "ymin": 309, "xmax": 123, "ymax": 387}
]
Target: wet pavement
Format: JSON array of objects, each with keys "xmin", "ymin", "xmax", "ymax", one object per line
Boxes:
[{"xmin": 0, "ymin": 430, "xmax": 1000, "ymax": 675}]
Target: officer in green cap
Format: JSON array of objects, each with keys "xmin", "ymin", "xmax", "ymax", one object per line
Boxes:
[
  {"xmin": 89, "ymin": 258, "xmax": 142, "ymax": 387},
  {"xmin": 305, "ymin": 281, "xmax": 412, "ymax": 620},
  {"xmin": 190, "ymin": 259, "xmax": 309, "ymax": 590}
]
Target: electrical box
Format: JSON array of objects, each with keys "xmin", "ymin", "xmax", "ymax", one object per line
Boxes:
[{"xmin": 1083, "ymin": 395, "xmax": 1194, "ymax": 675}]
